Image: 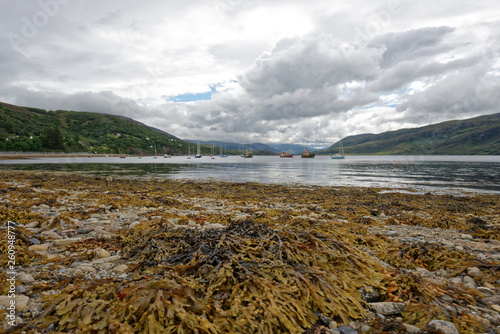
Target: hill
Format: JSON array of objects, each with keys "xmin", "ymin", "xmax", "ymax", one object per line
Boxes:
[
  {"xmin": 0, "ymin": 102, "xmax": 188, "ymax": 155},
  {"xmin": 323, "ymin": 113, "xmax": 500, "ymax": 155}
]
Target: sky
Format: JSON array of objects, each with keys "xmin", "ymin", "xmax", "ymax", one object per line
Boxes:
[{"xmin": 0, "ymin": 0, "xmax": 499, "ymax": 147}]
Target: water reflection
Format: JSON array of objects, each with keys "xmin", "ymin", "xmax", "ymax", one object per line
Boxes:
[{"xmin": 0, "ymin": 156, "xmax": 499, "ymax": 194}]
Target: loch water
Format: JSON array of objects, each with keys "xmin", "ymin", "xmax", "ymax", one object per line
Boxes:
[{"xmin": 1, "ymin": 155, "xmax": 499, "ymax": 194}]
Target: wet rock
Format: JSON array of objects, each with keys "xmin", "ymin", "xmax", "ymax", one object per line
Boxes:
[
  {"xmin": 337, "ymin": 326, "xmax": 358, "ymax": 334},
  {"xmin": 463, "ymin": 276, "xmax": 476, "ymax": 287},
  {"xmin": 427, "ymin": 320, "xmax": 459, "ymax": 334},
  {"xmin": 95, "ymin": 248, "xmax": 111, "ymax": 259},
  {"xmin": 28, "ymin": 244, "xmax": 48, "ymax": 252},
  {"xmin": 40, "ymin": 230, "xmax": 61, "ymax": 239},
  {"xmin": 449, "ymin": 277, "xmax": 462, "ymax": 284},
  {"xmin": 329, "ymin": 320, "xmax": 338, "ymax": 329},
  {"xmin": 460, "ymin": 234, "xmax": 473, "ymax": 240},
  {"xmin": 367, "ymin": 302, "xmax": 406, "ymax": 315},
  {"xmin": 402, "ymin": 324, "xmax": 421, "ymax": 333},
  {"xmin": 111, "ymin": 264, "xmax": 128, "ymax": 274},
  {"xmin": 491, "ymin": 304, "xmax": 500, "ymax": 313},
  {"xmin": 477, "ymin": 287, "xmax": 494, "ymax": 296},
  {"xmin": 18, "ymin": 273, "xmax": 34, "ymax": 284},
  {"xmin": 77, "ymin": 228, "xmax": 93, "ymax": 234},
  {"xmin": 0, "ymin": 295, "xmax": 29, "ymax": 312},
  {"xmin": 359, "ymin": 286, "xmax": 381, "ymax": 303},
  {"xmin": 52, "ymin": 237, "xmax": 82, "ymax": 246},
  {"xmin": 467, "ymin": 267, "xmax": 482, "ymax": 277},
  {"xmin": 28, "ymin": 237, "xmax": 41, "ymax": 245},
  {"xmin": 61, "ymin": 229, "xmax": 77, "ymax": 238},
  {"xmin": 481, "ymin": 296, "xmax": 500, "ymax": 306},
  {"xmin": 439, "ymin": 294, "xmax": 454, "ymax": 303}
]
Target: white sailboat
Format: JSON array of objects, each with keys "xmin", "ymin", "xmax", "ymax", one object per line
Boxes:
[
  {"xmin": 195, "ymin": 141, "xmax": 202, "ymax": 158},
  {"xmin": 331, "ymin": 137, "xmax": 345, "ymax": 159},
  {"xmin": 153, "ymin": 143, "xmax": 158, "ymax": 159},
  {"xmin": 187, "ymin": 144, "xmax": 192, "ymax": 159}
]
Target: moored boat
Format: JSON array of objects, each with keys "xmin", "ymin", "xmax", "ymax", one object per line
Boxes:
[
  {"xmin": 331, "ymin": 137, "xmax": 345, "ymax": 159},
  {"xmin": 300, "ymin": 148, "xmax": 315, "ymax": 158},
  {"xmin": 280, "ymin": 150, "xmax": 294, "ymax": 158}
]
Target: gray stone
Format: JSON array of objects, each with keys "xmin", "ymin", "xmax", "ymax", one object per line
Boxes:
[
  {"xmin": 359, "ymin": 286, "xmax": 381, "ymax": 303},
  {"xmin": 476, "ymin": 287, "xmax": 494, "ymax": 296},
  {"xmin": 439, "ymin": 294, "xmax": 454, "ymax": 303},
  {"xmin": 18, "ymin": 273, "xmax": 34, "ymax": 284},
  {"xmin": 338, "ymin": 326, "xmax": 358, "ymax": 334},
  {"xmin": 28, "ymin": 238, "xmax": 40, "ymax": 245},
  {"xmin": 461, "ymin": 234, "xmax": 473, "ymax": 240},
  {"xmin": 52, "ymin": 238, "xmax": 82, "ymax": 246},
  {"xmin": 367, "ymin": 302, "xmax": 406, "ymax": 315},
  {"xmin": 449, "ymin": 277, "xmax": 462, "ymax": 284},
  {"xmin": 463, "ymin": 276, "xmax": 476, "ymax": 287},
  {"xmin": 481, "ymin": 295, "xmax": 500, "ymax": 305},
  {"xmin": 427, "ymin": 320, "xmax": 459, "ymax": 334},
  {"xmin": 403, "ymin": 324, "xmax": 421, "ymax": 333},
  {"xmin": 77, "ymin": 228, "xmax": 93, "ymax": 234}
]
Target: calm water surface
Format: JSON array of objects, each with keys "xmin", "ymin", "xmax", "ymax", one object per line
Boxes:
[{"xmin": 1, "ymin": 155, "xmax": 499, "ymax": 194}]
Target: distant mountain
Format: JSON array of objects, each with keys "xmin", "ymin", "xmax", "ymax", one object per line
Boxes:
[
  {"xmin": 0, "ymin": 101, "xmax": 188, "ymax": 155},
  {"xmin": 323, "ymin": 113, "xmax": 500, "ymax": 155},
  {"xmin": 267, "ymin": 144, "xmax": 319, "ymax": 154},
  {"xmin": 185, "ymin": 140, "xmax": 278, "ymax": 155}
]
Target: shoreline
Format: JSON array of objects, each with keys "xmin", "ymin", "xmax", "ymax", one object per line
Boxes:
[{"xmin": 0, "ymin": 171, "xmax": 499, "ymax": 333}]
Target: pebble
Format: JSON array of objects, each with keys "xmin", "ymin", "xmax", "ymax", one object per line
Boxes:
[
  {"xmin": 359, "ymin": 286, "xmax": 381, "ymax": 303},
  {"xmin": 0, "ymin": 295, "xmax": 29, "ymax": 312},
  {"xmin": 95, "ymin": 248, "xmax": 111, "ymax": 259},
  {"xmin": 463, "ymin": 276, "xmax": 476, "ymax": 287},
  {"xmin": 460, "ymin": 234, "xmax": 473, "ymax": 240},
  {"xmin": 28, "ymin": 237, "xmax": 41, "ymax": 245},
  {"xmin": 18, "ymin": 273, "xmax": 35, "ymax": 284},
  {"xmin": 449, "ymin": 277, "xmax": 462, "ymax": 284},
  {"xmin": 52, "ymin": 238, "xmax": 82, "ymax": 246},
  {"xmin": 467, "ymin": 267, "xmax": 482, "ymax": 277},
  {"xmin": 367, "ymin": 302, "xmax": 406, "ymax": 315},
  {"xmin": 427, "ymin": 320, "xmax": 459, "ymax": 334},
  {"xmin": 476, "ymin": 287, "xmax": 494, "ymax": 296},
  {"xmin": 28, "ymin": 244, "xmax": 48, "ymax": 252},
  {"xmin": 337, "ymin": 326, "xmax": 358, "ymax": 334},
  {"xmin": 77, "ymin": 228, "xmax": 94, "ymax": 234},
  {"xmin": 481, "ymin": 296, "xmax": 500, "ymax": 306},
  {"xmin": 112, "ymin": 264, "xmax": 129, "ymax": 274},
  {"xmin": 439, "ymin": 294, "xmax": 454, "ymax": 303}
]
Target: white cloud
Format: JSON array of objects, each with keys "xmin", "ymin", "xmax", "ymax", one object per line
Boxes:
[{"xmin": 0, "ymin": 0, "xmax": 499, "ymax": 145}]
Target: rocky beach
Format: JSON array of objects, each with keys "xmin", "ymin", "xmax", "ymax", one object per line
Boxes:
[{"xmin": 0, "ymin": 170, "xmax": 499, "ymax": 334}]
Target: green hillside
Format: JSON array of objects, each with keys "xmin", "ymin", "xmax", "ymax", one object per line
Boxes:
[
  {"xmin": 0, "ymin": 102, "xmax": 189, "ymax": 155},
  {"xmin": 324, "ymin": 113, "xmax": 500, "ymax": 155}
]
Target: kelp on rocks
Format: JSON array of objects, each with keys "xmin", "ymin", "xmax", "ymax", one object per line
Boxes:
[
  {"xmin": 0, "ymin": 171, "xmax": 499, "ymax": 333},
  {"xmin": 37, "ymin": 220, "xmax": 384, "ymax": 333}
]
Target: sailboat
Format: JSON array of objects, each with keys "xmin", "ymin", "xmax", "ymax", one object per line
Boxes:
[
  {"xmin": 244, "ymin": 147, "xmax": 253, "ymax": 158},
  {"xmin": 153, "ymin": 143, "xmax": 158, "ymax": 159},
  {"xmin": 331, "ymin": 137, "xmax": 345, "ymax": 159},
  {"xmin": 187, "ymin": 144, "xmax": 192, "ymax": 159},
  {"xmin": 195, "ymin": 141, "xmax": 202, "ymax": 158},
  {"xmin": 219, "ymin": 145, "xmax": 228, "ymax": 158},
  {"xmin": 211, "ymin": 142, "xmax": 216, "ymax": 159}
]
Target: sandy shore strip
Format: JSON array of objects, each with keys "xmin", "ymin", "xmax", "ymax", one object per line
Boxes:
[{"xmin": 0, "ymin": 170, "xmax": 499, "ymax": 333}]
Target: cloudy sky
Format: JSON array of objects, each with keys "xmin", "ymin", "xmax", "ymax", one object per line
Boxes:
[{"xmin": 1, "ymin": 0, "xmax": 499, "ymax": 146}]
